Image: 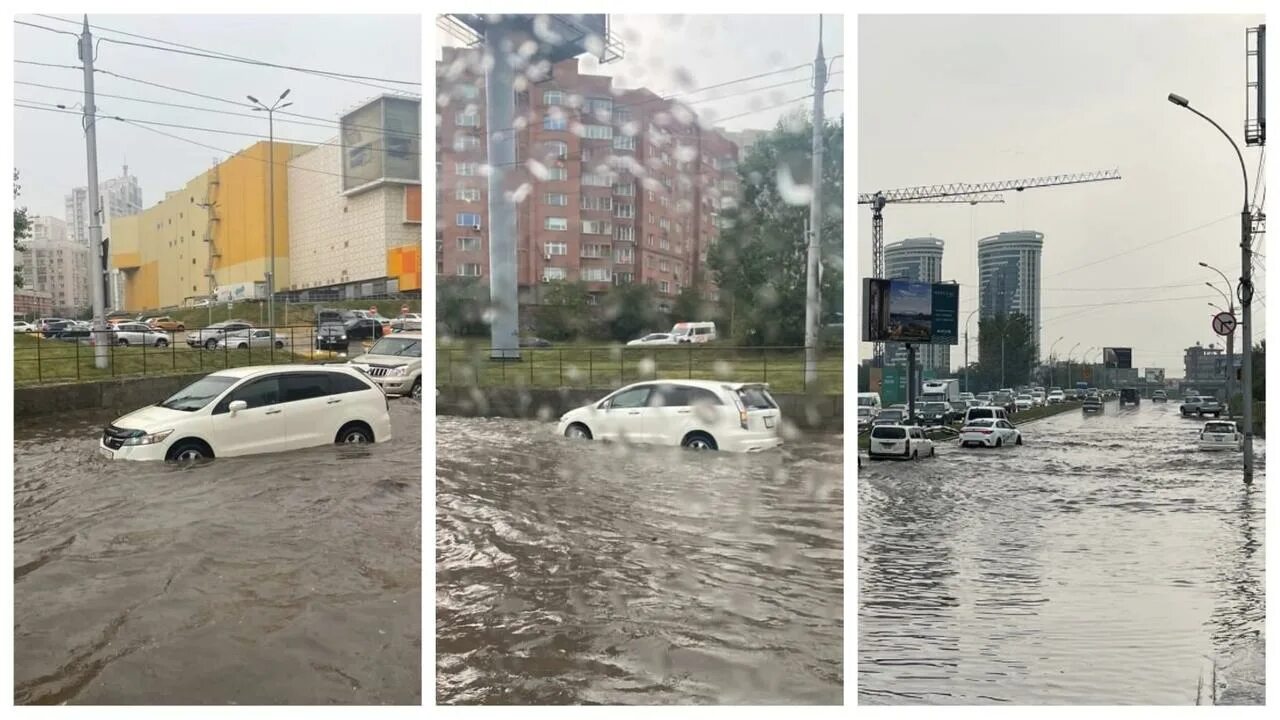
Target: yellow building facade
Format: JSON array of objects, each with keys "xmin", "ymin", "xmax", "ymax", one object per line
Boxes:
[{"xmin": 111, "ymin": 141, "xmax": 310, "ymax": 311}]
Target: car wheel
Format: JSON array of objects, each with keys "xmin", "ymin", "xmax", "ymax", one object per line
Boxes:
[
  {"xmin": 166, "ymin": 439, "xmax": 212, "ymax": 463},
  {"xmin": 155, "ymin": 338, "xmax": 168, "ymax": 348},
  {"xmin": 1015, "ymin": 434, "xmax": 1023, "ymax": 446},
  {"xmin": 565, "ymin": 423, "xmax": 593, "ymax": 440},
  {"xmin": 336, "ymin": 423, "xmax": 374, "ymax": 444},
  {"xmin": 929, "ymin": 446, "xmax": 936, "ymax": 457},
  {"xmin": 682, "ymin": 432, "xmax": 718, "ymax": 451},
  {"xmin": 274, "ymin": 340, "xmax": 285, "ymax": 349},
  {"xmin": 911, "ymin": 449, "xmax": 919, "ymax": 460},
  {"xmin": 410, "ymin": 379, "xmax": 423, "ymax": 400},
  {"xmin": 996, "ymin": 437, "xmax": 1003, "ymax": 448},
  {"xmin": 237, "ymin": 343, "xmax": 248, "ymax": 349},
  {"xmin": 205, "ymin": 338, "xmax": 218, "ymax": 350},
  {"xmin": 117, "ymin": 338, "xmax": 129, "ymax": 347}
]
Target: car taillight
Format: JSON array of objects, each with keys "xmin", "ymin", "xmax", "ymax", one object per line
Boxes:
[{"xmin": 732, "ymin": 394, "xmax": 748, "ymax": 429}]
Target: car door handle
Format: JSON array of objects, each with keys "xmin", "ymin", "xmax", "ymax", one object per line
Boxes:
[
  {"xmin": 265, "ymin": 408, "xmax": 282, "ymax": 415},
  {"xmin": 627, "ymin": 410, "xmax": 641, "ymax": 415},
  {"xmin": 327, "ymin": 398, "xmax": 342, "ymax": 404},
  {"xmin": 676, "ymin": 410, "xmax": 691, "ymax": 414}
]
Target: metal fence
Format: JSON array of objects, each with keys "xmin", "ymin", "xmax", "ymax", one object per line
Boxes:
[
  {"xmin": 436, "ymin": 345, "xmax": 844, "ymax": 394},
  {"xmin": 13, "ymin": 324, "xmax": 415, "ymax": 386}
]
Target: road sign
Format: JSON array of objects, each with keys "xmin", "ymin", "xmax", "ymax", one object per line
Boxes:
[{"xmin": 1212, "ymin": 311, "xmax": 1238, "ymax": 336}]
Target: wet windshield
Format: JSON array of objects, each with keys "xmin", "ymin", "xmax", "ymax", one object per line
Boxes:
[
  {"xmin": 158, "ymin": 375, "xmax": 237, "ymax": 412},
  {"xmin": 368, "ymin": 337, "xmax": 421, "ymax": 357}
]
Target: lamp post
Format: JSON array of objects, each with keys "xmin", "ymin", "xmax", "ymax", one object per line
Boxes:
[
  {"xmin": 248, "ymin": 89, "xmax": 292, "ymax": 330},
  {"xmin": 1169, "ymin": 92, "xmax": 1254, "ymax": 484},
  {"xmin": 1048, "ymin": 335, "xmax": 1064, "ymax": 388},
  {"xmin": 1066, "ymin": 342, "xmax": 1080, "ymax": 388},
  {"xmin": 964, "ymin": 308, "xmax": 980, "ymax": 393},
  {"xmin": 1200, "ymin": 261, "xmax": 1237, "ymax": 415}
]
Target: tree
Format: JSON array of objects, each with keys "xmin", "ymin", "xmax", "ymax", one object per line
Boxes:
[
  {"xmin": 707, "ymin": 114, "xmax": 843, "ymax": 346},
  {"xmin": 534, "ymin": 280, "xmax": 592, "ymax": 341},
  {"xmin": 14, "ymin": 169, "xmax": 31, "ymax": 288},
  {"xmin": 435, "ymin": 276, "xmax": 490, "ymax": 337},
  {"xmin": 601, "ymin": 281, "xmax": 661, "ymax": 342},
  {"xmin": 670, "ymin": 286, "xmax": 706, "ymax": 324}
]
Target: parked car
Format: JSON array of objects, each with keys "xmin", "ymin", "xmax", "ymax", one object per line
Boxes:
[
  {"xmin": 146, "ymin": 316, "xmax": 186, "ymax": 332},
  {"xmin": 315, "ymin": 308, "xmax": 356, "ymax": 326},
  {"xmin": 627, "ymin": 333, "xmax": 678, "ymax": 346},
  {"xmin": 216, "ymin": 328, "xmax": 287, "ymax": 350},
  {"xmin": 556, "ymin": 380, "xmax": 782, "ymax": 452},
  {"xmin": 346, "ymin": 318, "xmax": 388, "ymax": 345},
  {"xmin": 36, "ymin": 317, "xmax": 69, "ymax": 332},
  {"xmin": 958, "ymin": 418, "xmax": 1023, "ymax": 448},
  {"xmin": 867, "ymin": 425, "xmax": 935, "ymax": 461},
  {"xmin": 1181, "ymin": 395, "xmax": 1223, "ymax": 418},
  {"xmin": 187, "ymin": 320, "xmax": 254, "ymax": 350},
  {"xmin": 14, "ymin": 321, "xmax": 37, "ymax": 334},
  {"xmin": 1083, "ymin": 396, "xmax": 1104, "ymax": 414},
  {"xmin": 112, "ymin": 322, "xmax": 171, "ymax": 347},
  {"xmin": 98, "ymin": 365, "xmax": 392, "ymax": 461},
  {"xmin": 1152, "ymin": 390, "xmax": 1168, "ymax": 403},
  {"xmin": 1198, "ymin": 420, "xmax": 1242, "ymax": 452},
  {"xmin": 872, "ymin": 408, "xmax": 908, "ymax": 427},
  {"xmin": 389, "ymin": 312, "xmax": 422, "ymax": 331},
  {"xmin": 347, "ymin": 332, "xmax": 423, "ymax": 400}
]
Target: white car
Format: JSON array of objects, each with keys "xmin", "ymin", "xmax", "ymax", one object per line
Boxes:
[
  {"xmin": 1047, "ymin": 391, "xmax": 1065, "ymax": 405},
  {"xmin": 348, "ymin": 332, "xmax": 423, "ymax": 399},
  {"xmin": 216, "ymin": 328, "xmax": 288, "ymax": 350},
  {"xmin": 99, "ymin": 365, "xmax": 392, "ymax": 462},
  {"xmin": 111, "ymin": 322, "xmax": 172, "ymax": 347},
  {"xmin": 627, "ymin": 332, "xmax": 678, "ymax": 346},
  {"xmin": 1015, "ymin": 394, "xmax": 1034, "ymax": 411},
  {"xmin": 1030, "ymin": 391, "xmax": 1046, "ymax": 407},
  {"xmin": 556, "ymin": 380, "xmax": 782, "ymax": 452},
  {"xmin": 15, "ymin": 321, "xmax": 37, "ymax": 334},
  {"xmin": 389, "ymin": 313, "xmax": 422, "ymax": 331},
  {"xmin": 1198, "ymin": 420, "xmax": 1242, "ymax": 452},
  {"xmin": 958, "ymin": 418, "xmax": 1023, "ymax": 448},
  {"xmin": 867, "ymin": 424, "xmax": 935, "ymax": 460}
]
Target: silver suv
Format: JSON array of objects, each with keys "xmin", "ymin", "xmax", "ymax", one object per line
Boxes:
[
  {"xmin": 347, "ymin": 332, "xmax": 423, "ymax": 400},
  {"xmin": 1180, "ymin": 395, "xmax": 1223, "ymax": 418}
]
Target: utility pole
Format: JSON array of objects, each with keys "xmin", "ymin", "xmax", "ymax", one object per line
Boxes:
[
  {"xmin": 249, "ymin": 90, "xmax": 291, "ymax": 329},
  {"xmin": 804, "ymin": 14, "xmax": 826, "ymax": 385},
  {"xmin": 484, "ymin": 20, "xmax": 520, "ymax": 360},
  {"xmin": 79, "ymin": 16, "xmax": 108, "ymax": 369}
]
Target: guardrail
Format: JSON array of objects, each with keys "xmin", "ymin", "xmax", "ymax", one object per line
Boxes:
[
  {"xmin": 436, "ymin": 344, "xmax": 843, "ymax": 394},
  {"xmin": 12, "ymin": 323, "xmax": 419, "ymax": 386}
]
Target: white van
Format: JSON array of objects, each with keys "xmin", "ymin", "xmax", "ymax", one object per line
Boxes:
[
  {"xmin": 857, "ymin": 392, "xmax": 882, "ymax": 414},
  {"xmin": 671, "ymin": 321, "xmax": 717, "ymax": 344}
]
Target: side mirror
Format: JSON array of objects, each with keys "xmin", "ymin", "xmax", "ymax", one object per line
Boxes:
[
  {"xmin": 229, "ymin": 400, "xmax": 248, "ymax": 416},
  {"xmin": 598, "ymin": 400, "xmax": 611, "ymax": 410}
]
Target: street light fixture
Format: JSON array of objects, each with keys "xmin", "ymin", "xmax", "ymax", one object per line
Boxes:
[
  {"xmin": 1199, "ymin": 260, "xmax": 1237, "ymax": 416},
  {"xmin": 1169, "ymin": 91, "xmax": 1255, "ymax": 483},
  {"xmin": 964, "ymin": 308, "xmax": 981, "ymax": 393},
  {"xmin": 248, "ymin": 89, "xmax": 293, "ymax": 330},
  {"xmin": 1048, "ymin": 335, "xmax": 1064, "ymax": 387}
]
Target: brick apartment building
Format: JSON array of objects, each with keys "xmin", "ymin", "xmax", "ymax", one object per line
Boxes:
[{"xmin": 436, "ymin": 47, "xmax": 739, "ymax": 310}]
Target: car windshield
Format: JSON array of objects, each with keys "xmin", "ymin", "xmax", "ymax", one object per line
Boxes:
[
  {"xmin": 857, "ymin": 408, "xmax": 872, "ymax": 417},
  {"xmin": 158, "ymin": 375, "xmax": 237, "ymax": 411},
  {"xmin": 871, "ymin": 427, "xmax": 907, "ymax": 439},
  {"xmin": 1205, "ymin": 423, "xmax": 1235, "ymax": 433},
  {"xmin": 368, "ymin": 337, "xmax": 421, "ymax": 357}
]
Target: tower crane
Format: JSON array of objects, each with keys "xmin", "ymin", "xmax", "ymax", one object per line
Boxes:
[{"xmin": 859, "ymin": 168, "xmax": 1122, "ymax": 366}]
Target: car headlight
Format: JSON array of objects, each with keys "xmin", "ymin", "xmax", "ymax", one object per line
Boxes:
[
  {"xmin": 390, "ymin": 366, "xmax": 408, "ymax": 376},
  {"xmin": 122, "ymin": 429, "xmax": 174, "ymax": 446},
  {"xmin": 339, "ymin": 335, "xmax": 347, "ymax": 340}
]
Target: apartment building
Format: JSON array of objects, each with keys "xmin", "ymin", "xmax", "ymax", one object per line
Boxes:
[{"xmin": 436, "ymin": 46, "xmax": 738, "ymax": 307}]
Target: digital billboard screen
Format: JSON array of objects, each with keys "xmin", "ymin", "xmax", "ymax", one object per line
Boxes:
[
  {"xmin": 863, "ymin": 278, "xmax": 959, "ymax": 346},
  {"xmin": 1104, "ymin": 347, "xmax": 1133, "ymax": 369}
]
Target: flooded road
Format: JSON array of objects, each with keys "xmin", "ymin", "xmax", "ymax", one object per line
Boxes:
[
  {"xmin": 14, "ymin": 402, "xmax": 422, "ymax": 705},
  {"xmin": 859, "ymin": 400, "xmax": 1264, "ymax": 704},
  {"xmin": 436, "ymin": 417, "xmax": 844, "ymax": 704}
]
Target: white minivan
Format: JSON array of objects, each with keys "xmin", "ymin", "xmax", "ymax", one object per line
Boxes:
[
  {"xmin": 671, "ymin": 321, "xmax": 717, "ymax": 344},
  {"xmin": 857, "ymin": 392, "xmax": 883, "ymax": 415},
  {"xmin": 99, "ymin": 365, "xmax": 392, "ymax": 462}
]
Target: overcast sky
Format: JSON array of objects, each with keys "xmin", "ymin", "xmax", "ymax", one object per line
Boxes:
[
  {"xmin": 14, "ymin": 14, "xmax": 420, "ymax": 220},
  {"xmin": 435, "ymin": 14, "xmax": 845, "ymax": 133},
  {"xmin": 860, "ymin": 14, "xmax": 1266, "ymax": 375}
]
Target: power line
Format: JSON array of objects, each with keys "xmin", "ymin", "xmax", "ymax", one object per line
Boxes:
[
  {"xmin": 14, "ymin": 59, "xmax": 81, "ymax": 70},
  {"xmin": 13, "ymin": 19, "xmax": 79, "ymax": 38},
  {"xmin": 1045, "ymin": 212, "xmax": 1240, "ymax": 278},
  {"xmin": 32, "ymin": 14, "xmax": 421, "ymax": 92}
]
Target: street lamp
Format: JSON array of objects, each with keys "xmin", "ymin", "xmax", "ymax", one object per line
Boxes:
[
  {"xmin": 1048, "ymin": 335, "xmax": 1064, "ymax": 387},
  {"xmin": 964, "ymin": 308, "xmax": 980, "ymax": 393},
  {"xmin": 1066, "ymin": 342, "xmax": 1080, "ymax": 388},
  {"xmin": 1200, "ymin": 260, "xmax": 1237, "ymax": 414},
  {"xmin": 1170, "ymin": 92, "xmax": 1255, "ymax": 483},
  {"xmin": 248, "ymin": 89, "xmax": 292, "ymax": 330}
]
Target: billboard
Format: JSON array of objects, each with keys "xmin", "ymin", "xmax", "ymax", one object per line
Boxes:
[
  {"xmin": 862, "ymin": 278, "xmax": 959, "ymax": 345},
  {"xmin": 1103, "ymin": 347, "xmax": 1132, "ymax": 369}
]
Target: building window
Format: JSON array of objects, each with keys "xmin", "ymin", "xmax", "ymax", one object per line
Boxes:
[
  {"xmin": 581, "ymin": 243, "xmax": 610, "ymax": 258},
  {"xmin": 612, "ymin": 135, "xmax": 636, "ymax": 151},
  {"xmin": 458, "ymin": 84, "xmax": 480, "ymax": 99},
  {"xmin": 543, "ymin": 114, "xmax": 567, "ymax": 131},
  {"xmin": 585, "ymin": 97, "xmax": 613, "ymax": 115},
  {"xmin": 543, "ymin": 267, "xmax": 567, "ymax": 281},
  {"xmin": 545, "ymin": 241, "xmax": 568, "ymax": 256},
  {"xmin": 458, "ymin": 263, "xmax": 482, "ymax": 277},
  {"xmin": 582, "ymin": 267, "xmax": 611, "ymax": 282},
  {"xmin": 456, "ymin": 162, "xmax": 479, "ymax": 176},
  {"xmin": 546, "ymin": 166, "xmax": 567, "ymax": 181},
  {"xmin": 456, "ymin": 212, "xmax": 482, "ymax": 228},
  {"xmin": 453, "ymin": 134, "xmax": 480, "ymax": 152},
  {"xmin": 545, "ymin": 192, "xmax": 568, "ymax": 206},
  {"xmin": 659, "ymin": 280, "xmax": 671, "ymax": 294},
  {"xmin": 614, "ymin": 246, "xmax": 634, "ymax": 264},
  {"xmin": 614, "ymin": 225, "xmax": 634, "ymax": 242},
  {"xmin": 612, "ymin": 182, "xmax": 634, "ymax": 196},
  {"xmin": 659, "ymin": 259, "xmax": 671, "ymax": 272},
  {"xmin": 545, "ymin": 217, "xmax": 568, "ymax": 231},
  {"xmin": 647, "ymin": 233, "xmax": 655, "ymax": 247},
  {"xmin": 455, "ymin": 112, "xmax": 479, "ymax": 127},
  {"xmin": 456, "ymin": 187, "xmax": 480, "ymax": 202},
  {"xmin": 614, "ymin": 203, "xmax": 634, "ymax": 219},
  {"xmin": 582, "ymin": 220, "xmax": 612, "ymax": 235},
  {"xmin": 581, "ymin": 195, "xmax": 613, "ymax": 211},
  {"xmin": 659, "ymin": 217, "xmax": 671, "ymax": 230},
  {"xmin": 582, "ymin": 172, "xmax": 613, "ymax": 187},
  {"xmin": 583, "ymin": 124, "xmax": 613, "ymax": 140},
  {"xmin": 660, "ymin": 236, "xmax": 670, "ymax": 250},
  {"xmin": 457, "ymin": 236, "xmax": 481, "ymax": 252},
  {"xmin": 613, "ymin": 108, "xmax": 632, "ymax": 124},
  {"xmin": 544, "ymin": 140, "xmax": 568, "ymax": 159},
  {"xmin": 543, "ymin": 90, "xmax": 564, "ymax": 106}
]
